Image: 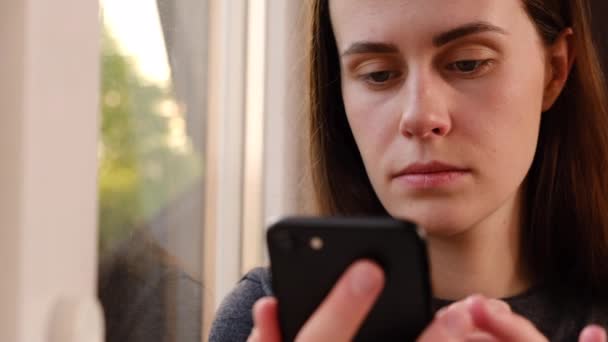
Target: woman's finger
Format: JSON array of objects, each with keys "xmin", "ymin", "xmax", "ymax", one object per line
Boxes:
[
  {"xmin": 486, "ymin": 299, "xmax": 511, "ymax": 314},
  {"xmin": 251, "ymin": 297, "xmax": 281, "ymax": 342},
  {"xmin": 468, "ymin": 295, "xmax": 548, "ymax": 342},
  {"xmin": 295, "ymin": 260, "xmax": 385, "ymax": 341},
  {"xmin": 436, "ymin": 298, "xmax": 510, "ymax": 320},
  {"xmin": 579, "ymin": 325, "xmax": 608, "ymax": 342},
  {"xmin": 464, "ymin": 331, "xmax": 499, "ymax": 342},
  {"xmin": 246, "ymin": 327, "xmax": 259, "ymax": 342},
  {"xmin": 417, "ymin": 301, "xmax": 477, "ymax": 341},
  {"xmin": 418, "ymin": 295, "xmax": 510, "ymax": 341}
]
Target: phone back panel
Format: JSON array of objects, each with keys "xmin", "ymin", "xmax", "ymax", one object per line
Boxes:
[{"xmin": 267, "ymin": 217, "xmax": 431, "ymax": 341}]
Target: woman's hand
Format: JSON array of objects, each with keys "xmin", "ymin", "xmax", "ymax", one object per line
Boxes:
[
  {"xmin": 247, "ymin": 260, "xmax": 385, "ymax": 342},
  {"xmin": 247, "ymin": 262, "xmax": 607, "ymax": 342},
  {"xmin": 418, "ymin": 295, "xmax": 547, "ymax": 341},
  {"xmin": 418, "ymin": 295, "xmax": 608, "ymax": 342}
]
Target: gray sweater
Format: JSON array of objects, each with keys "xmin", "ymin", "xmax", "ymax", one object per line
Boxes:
[{"xmin": 209, "ymin": 267, "xmax": 608, "ymax": 342}]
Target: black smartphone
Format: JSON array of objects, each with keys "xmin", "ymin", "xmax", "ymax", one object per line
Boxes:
[{"xmin": 267, "ymin": 217, "xmax": 431, "ymax": 341}]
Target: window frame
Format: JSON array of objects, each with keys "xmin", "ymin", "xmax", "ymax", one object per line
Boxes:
[
  {"xmin": 202, "ymin": 0, "xmax": 310, "ymax": 337},
  {"xmin": 0, "ymin": 0, "xmax": 101, "ymax": 341}
]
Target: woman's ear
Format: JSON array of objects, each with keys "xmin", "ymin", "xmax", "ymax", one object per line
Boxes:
[{"xmin": 542, "ymin": 28, "xmax": 576, "ymax": 112}]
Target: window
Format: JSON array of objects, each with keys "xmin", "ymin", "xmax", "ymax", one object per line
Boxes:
[
  {"xmin": 98, "ymin": 0, "xmax": 208, "ymax": 340},
  {"xmin": 96, "ymin": 0, "xmax": 309, "ymax": 341}
]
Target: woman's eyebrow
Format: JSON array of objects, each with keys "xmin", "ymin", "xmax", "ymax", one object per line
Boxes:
[
  {"xmin": 341, "ymin": 21, "xmax": 507, "ymax": 57},
  {"xmin": 433, "ymin": 21, "xmax": 508, "ymax": 47},
  {"xmin": 341, "ymin": 42, "xmax": 400, "ymax": 57}
]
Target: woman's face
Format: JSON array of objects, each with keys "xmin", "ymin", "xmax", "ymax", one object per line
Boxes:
[{"xmin": 330, "ymin": 0, "xmax": 549, "ymax": 234}]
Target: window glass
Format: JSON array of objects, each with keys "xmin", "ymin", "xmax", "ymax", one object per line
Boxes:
[{"xmin": 97, "ymin": 0, "xmax": 208, "ymax": 340}]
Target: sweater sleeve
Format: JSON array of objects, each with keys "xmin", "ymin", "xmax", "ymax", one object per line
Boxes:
[{"xmin": 209, "ymin": 267, "xmax": 273, "ymax": 342}]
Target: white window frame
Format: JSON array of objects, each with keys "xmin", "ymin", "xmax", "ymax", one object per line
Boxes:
[
  {"xmin": 0, "ymin": 1, "xmax": 102, "ymax": 341},
  {"xmin": 201, "ymin": 0, "xmax": 248, "ymax": 336},
  {"xmin": 203, "ymin": 0, "xmax": 310, "ymax": 337}
]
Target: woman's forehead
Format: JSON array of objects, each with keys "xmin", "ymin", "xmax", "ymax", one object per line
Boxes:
[{"xmin": 329, "ymin": 0, "xmax": 526, "ymax": 50}]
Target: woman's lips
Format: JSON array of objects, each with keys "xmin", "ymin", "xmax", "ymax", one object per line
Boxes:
[{"xmin": 392, "ymin": 161, "xmax": 470, "ymax": 189}]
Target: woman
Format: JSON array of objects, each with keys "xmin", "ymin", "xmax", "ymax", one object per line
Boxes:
[{"xmin": 210, "ymin": 0, "xmax": 608, "ymax": 340}]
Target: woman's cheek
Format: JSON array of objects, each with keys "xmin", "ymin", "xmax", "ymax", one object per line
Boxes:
[
  {"xmin": 344, "ymin": 88, "xmax": 400, "ymax": 155},
  {"xmin": 460, "ymin": 78, "xmax": 542, "ymax": 207}
]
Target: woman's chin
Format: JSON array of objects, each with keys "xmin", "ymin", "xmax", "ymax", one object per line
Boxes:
[{"xmin": 388, "ymin": 206, "xmax": 472, "ymax": 237}]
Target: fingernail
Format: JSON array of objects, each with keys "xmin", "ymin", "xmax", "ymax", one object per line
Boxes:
[
  {"xmin": 464, "ymin": 295, "xmax": 482, "ymax": 312},
  {"xmin": 440, "ymin": 309, "xmax": 471, "ymax": 337},
  {"xmin": 437, "ymin": 300, "xmax": 463, "ymax": 319},
  {"xmin": 435, "ymin": 307, "xmax": 448, "ymax": 319},
  {"xmin": 350, "ymin": 262, "xmax": 382, "ymax": 297},
  {"xmin": 580, "ymin": 325, "xmax": 607, "ymax": 342},
  {"xmin": 487, "ymin": 300, "xmax": 511, "ymax": 315},
  {"xmin": 464, "ymin": 295, "xmax": 508, "ymax": 317}
]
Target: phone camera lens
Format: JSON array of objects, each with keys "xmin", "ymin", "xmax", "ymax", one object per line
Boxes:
[{"xmin": 310, "ymin": 236, "xmax": 323, "ymax": 251}]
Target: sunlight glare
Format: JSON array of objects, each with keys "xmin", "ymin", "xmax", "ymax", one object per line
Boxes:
[{"xmin": 101, "ymin": 0, "xmax": 171, "ymax": 87}]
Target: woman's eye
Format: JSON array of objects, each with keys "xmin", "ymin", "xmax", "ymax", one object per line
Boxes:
[
  {"xmin": 365, "ymin": 71, "xmax": 395, "ymax": 84},
  {"xmin": 447, "ymin": 60, "xmax": 491, "ymax": 74}
]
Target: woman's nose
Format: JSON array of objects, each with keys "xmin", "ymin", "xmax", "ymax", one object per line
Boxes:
[{"xmin": 398, "ymin": 75, "xmax": 452, "ymax": 139}]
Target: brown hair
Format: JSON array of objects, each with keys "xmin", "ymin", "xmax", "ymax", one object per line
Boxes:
[{"xmin": 308, "ymin": 0, "xmax": 608, "ymax": 297}]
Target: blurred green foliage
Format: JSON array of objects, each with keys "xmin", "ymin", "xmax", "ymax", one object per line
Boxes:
[{"xmin": 99, "ymin": 27, "xmax": 203, "ymax": 255}]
